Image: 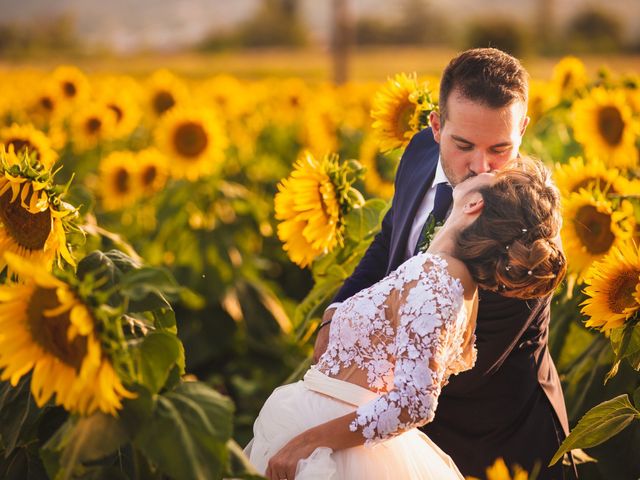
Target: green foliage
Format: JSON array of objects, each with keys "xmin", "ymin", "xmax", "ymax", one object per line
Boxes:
[
  {"xmin": 294, "ymin": 198, "xmax": 388, "ymax": 338},
  {"xmin": 133, "ymin": 382, "xmax": 235, "ymax": 480},
  {"xmin": 566, "ymin": 8, "xmax": 624, "ymax": 53},
  {"xmin": 463, "ymin": 17, "xmax": 532, "ymax": 58},
  {"xmin": 550, "ymin": 394, "xmax": 640, "ymax": 465},
  {"xmin": 0, "ymin": 246, "xmax": 252, "ymax": 480}
]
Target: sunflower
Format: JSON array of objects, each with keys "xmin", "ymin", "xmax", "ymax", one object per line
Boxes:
[
  {"xmin": 195, "ymin": 74, "xmax": 254, "ymax": 118},
  {"xmin": 94, "ymin": 77, "xmax": 143, "ymax": 139},
  {"xmin": 0, "ymin": 148, "xmax": 76, "ymax": 274},
  {"xmin": 0, "ymin": 252, "xmax": 134, "ymax": 416},
  {"xmin": 561, "ymin": 189, "xmax": 635, "ymax": 281},
  {"xmin": 50, "ymin": 65, "xmax": 91, "ymax": 106},
  {"xmin": 300, "ymin": 88, "xmax": 340, "ymax": 158},
  {"xmin": 551, "ymin": 56, "xmax": 588, "ymax": 99},
  {"xmin": 359, "ymin": 134, "xmax": 399, "ymax": 199},
  {"xmin": 337, "ymin": 81, "xmax": 378, "ymax": 132},
  {"xmin": 466, "ymin": 457, "xmax": 528, "ymax": 480},
  {"xmin": 27, "ymin": 85, "xmax": 66, "ymax": 128},
  {"xmin": 71, "ymin": 103, "xmax": 118, "ymax": 153},
  {"xmin": 581, "ymin": 241, "xmax": 640, "ymax": 332},
  {"xmin": 0, "ymin": 123, "xmax": 58, "ymax": 169},
  {"xmin": 371, "ymin": 72, "xmax": 435, "ymax": 152},
  {"xmin": 135, "ymin": 148, "xmax": 169, "ymax": 196},
  {"xmin": 274, "ymin": 151, "xmax": 364, "ymax": 268},
  {"xmin": 268, "ymin": 77, "xmax": 311, "ymax": 126},
  {"xmin": 155, "ymin": 106, "xmax": 228, "ymax": 181},
  {"xmin": 528, "ymin": 79, "xmax": 559, "ymax": 126},
  {"xmin": 98, "ymin": 151, "xmax": 141, "ymax": 211},
  {"xmin": 572, "ymin": 87, "xmax": 638, "ymax": 169},
  {"xmin": 554, "ymin": 156, "xmax": 629, "ymax": 198},
  {"xmin": 146, "ymin": 69, "xmax": 189, "ymax": 120}
]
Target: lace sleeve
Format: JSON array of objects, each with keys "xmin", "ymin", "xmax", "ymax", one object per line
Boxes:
[{"xmin": 348, "ymin": 254, "xmax": 467, "ymax": 446}]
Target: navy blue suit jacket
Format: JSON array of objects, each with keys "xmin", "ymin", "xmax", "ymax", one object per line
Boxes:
[{"xmin": 333, "ymin": 128, "xmax": 573, "ymax": 479}]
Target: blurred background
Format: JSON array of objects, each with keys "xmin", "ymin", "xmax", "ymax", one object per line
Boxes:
[
  {"xmin": 0, "ymin": 2, "xmax": 639, "ymax": 479},
  {"xmin": 1, "ymin": 0, "xmax": 639, "ymax": 79}
]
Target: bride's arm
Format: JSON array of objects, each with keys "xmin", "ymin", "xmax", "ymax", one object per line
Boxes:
[{"xmin": 266, "ymin": 257, "xmax": 473, "ymax": 480}]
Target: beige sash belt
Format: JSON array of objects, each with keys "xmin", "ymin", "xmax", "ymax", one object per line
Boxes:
[{"xmin": 303, "ymin": 367, "xmax": 379, "ymax": 407}]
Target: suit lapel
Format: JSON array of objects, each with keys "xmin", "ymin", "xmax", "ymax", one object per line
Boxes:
[{"xmin": 387, "ymin": 137, "xmax": 440, "ymax": 273}]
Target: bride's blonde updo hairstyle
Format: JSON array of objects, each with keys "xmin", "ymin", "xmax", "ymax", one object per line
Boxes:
[{"xmin": 456, "ymin": 156, "xmax": 566, "ymax": 299}]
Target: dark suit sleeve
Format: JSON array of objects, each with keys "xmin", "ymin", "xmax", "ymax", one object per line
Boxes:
[
  {"xmin": 444, "ymin": 293, "xmax": 550, "ymax": 394},
  {"xmin": 331, "ymin": 128, "xmax": 436, "ymax": 303}
]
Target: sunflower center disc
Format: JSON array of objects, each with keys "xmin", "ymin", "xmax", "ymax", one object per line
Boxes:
[
  {"xmin": 40, "ymin": 97, "xmax": 54, "ymax": 112},
  {"xmin": 142, "ymin": 165, "xmax": 157, "ymax": 186},
  {"xmin": 108, "ymin": 104, "xmax": 124, "ymax": 122},
  {"xmin": 395, "ymin": 102, "xmax": 413, "ymax": 140},
  {"xmin": 153, "ymin": 91, "xmax": 176, "ymax": 116},
  {"xmin": 114, "ymin": 168, "xmax": 130, "ymax": 194},
  {"xmin": 27, "ymin": 287, "xmax": 88, "ymax": 369},
  {"xmin": 63, "ymin": 81, "xmax": 77, "ymax": 98},
  {"xmin": 87, "ymin": 118, "xmax": 102, "ymax": 134},
  {"xmin": 575, "ymin": 205, "xmax": 614, "ymax": 255},
  {"xmin": 0, "ymin": 188, "xmax": 51, "ymax": 250},
  {"xmin": 174, "ymin": 122, "xmax": 209, "ymax": 158},
  {"xmin": 607, "ymin": 270, "xmax": 640, "ymax": 314},
  {"xmin": 598, "ymin": 106, "xmax": 624, "ymax": 146}
]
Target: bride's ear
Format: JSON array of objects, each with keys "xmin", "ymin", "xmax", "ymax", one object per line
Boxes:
[{"xmin": 462, "ymin": 193, "xmax": 484, "ymax": 215}]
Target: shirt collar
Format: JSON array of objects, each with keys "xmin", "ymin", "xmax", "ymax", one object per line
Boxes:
[{"xmin": 433, "ymin": 155, "xmax": 450, "ymax": 186}]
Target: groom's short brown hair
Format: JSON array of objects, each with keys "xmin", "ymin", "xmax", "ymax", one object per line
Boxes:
[{"xmin": 439, "ymin": 48, "xmax": 528, "ymax": 123}]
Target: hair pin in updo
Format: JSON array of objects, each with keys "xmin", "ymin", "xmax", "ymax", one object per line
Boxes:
[
  {"xmin": 522, "ymin": 228, "xmax": 527, "ymax": 233},
  {"xmin": 527, "ymin": 270, "xmax": 533, "ymax": 275},
  {"xmin": 505, "ymin": 265, "xmax": 511, "ymax": 271}
]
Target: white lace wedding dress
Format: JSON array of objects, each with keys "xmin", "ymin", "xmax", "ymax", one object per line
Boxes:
[{"xmin": 244, "ymin": 252, "xmax": 477, "ymax": 479}]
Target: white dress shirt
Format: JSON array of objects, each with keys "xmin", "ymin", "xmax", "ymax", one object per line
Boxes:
[
  {"xmin": 326, "ymin": 156, "xmax": 451, "ymax": 313},
  {"xmin": 404, "ymin": 156, "xmax": 450, "ymax": 261}
]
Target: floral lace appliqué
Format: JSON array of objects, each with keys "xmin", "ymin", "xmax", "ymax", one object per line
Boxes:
[{"xmin": 315, "ymin": 252, "xmax": 476, "ymax": 445}]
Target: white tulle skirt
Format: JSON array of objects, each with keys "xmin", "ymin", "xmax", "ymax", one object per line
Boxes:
[{"xmin": 243, "ymin": 368, "xmax": 464, "ymax": 479}]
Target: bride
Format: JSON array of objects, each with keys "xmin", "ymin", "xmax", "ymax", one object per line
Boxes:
[{"xmin": 244, "ymin": 157, "xmax": 566, "ymax": 480}]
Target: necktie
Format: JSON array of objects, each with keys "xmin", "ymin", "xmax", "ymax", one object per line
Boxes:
[{"xmin": 413, "ymin": 182, "xmax": 453, "ymax": 255}]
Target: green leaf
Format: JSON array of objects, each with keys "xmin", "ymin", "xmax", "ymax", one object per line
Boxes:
[
  {"xmin": 550, "ymin": 394, "xmax": 640, "ymax": 465},
  {"xmin": 343, "ymin": 199, "xmax": 387, "ymax": 242},
  {"xmin": 0, "ymin": 377, "xmax": 40, "ymax": 457},
  {"xmin": 134, "ymin": 382, "xmax": 234, "ymax": 480},
  {"xmin": 224, "ymin": 439, "xmax": 264, "ymax": 480},
  {"xmin": 293, "ymin": 264, "xmax": 347, "ymax": 334},
  {"xmin": 132, "ymin": 332, "xmax": 184, "ymax": 394},
  {"xmin": 0, "ymin": 444, "xmax": 49, "ymax": 480},
  {"xmin": 634, "ymin": 387, "xmax": 640, "ymax": 410},
  {"xmin": 41, "ymin": 413, "xmax": 128, "ymax": 480},
  {"xmin": 610, "ymin": 323, "xmax": 640, "ymax": 361}
]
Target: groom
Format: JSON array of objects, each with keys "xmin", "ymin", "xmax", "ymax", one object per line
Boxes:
[{"xmin": 314, "ymin": 48, "xmax": 576, "ymax": 479}]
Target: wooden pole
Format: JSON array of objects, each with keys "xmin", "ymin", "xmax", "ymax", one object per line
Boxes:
[{"xmin": 332, "ymin": 0, "xmax": 350, "ymax": 85}]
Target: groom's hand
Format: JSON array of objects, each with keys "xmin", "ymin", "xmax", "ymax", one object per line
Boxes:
[{"xmin": 312, "ymin": 308, "xmax": 336, "ymax": 363}]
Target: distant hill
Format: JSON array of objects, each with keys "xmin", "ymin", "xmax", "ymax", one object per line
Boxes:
[{"xmin": 0, "ymin": 0, "xmax": 637, "ymax": 52}]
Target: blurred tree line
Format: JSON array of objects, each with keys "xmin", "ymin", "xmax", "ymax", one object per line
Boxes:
[
  {"xmin": 0, "ymin": 0, "xmax": 636, "ymax": 59},
  {"xmin": 197, "ymin": 0, "xmax": 636, "ymax": 59},
  {"xmin": 0, "ymin": 14, "xmax": 81, "ymax": 58}
]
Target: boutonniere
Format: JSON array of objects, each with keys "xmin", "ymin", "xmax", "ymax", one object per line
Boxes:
[{"xmin": 417, "ymin": 216, "xmax": 445, "ymax": 253}]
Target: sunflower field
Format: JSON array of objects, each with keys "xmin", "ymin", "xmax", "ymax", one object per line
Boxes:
[{"xmin": 0, "ymin": 57, "xmax": 638, "ymax": 480}]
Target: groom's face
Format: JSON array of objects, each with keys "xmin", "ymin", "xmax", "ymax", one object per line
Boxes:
[{"xmin": 430, "ymin": 89, "xmax": 529, "ymax": 186}]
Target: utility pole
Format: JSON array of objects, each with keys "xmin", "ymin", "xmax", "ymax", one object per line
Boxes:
[
  {"xmin": 332, "ymin": 0, "xmax": 351, "ymax": 85},
  {"xmin": 536, "ymin": 0, "xmax": 554, "ymax": 52}
]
